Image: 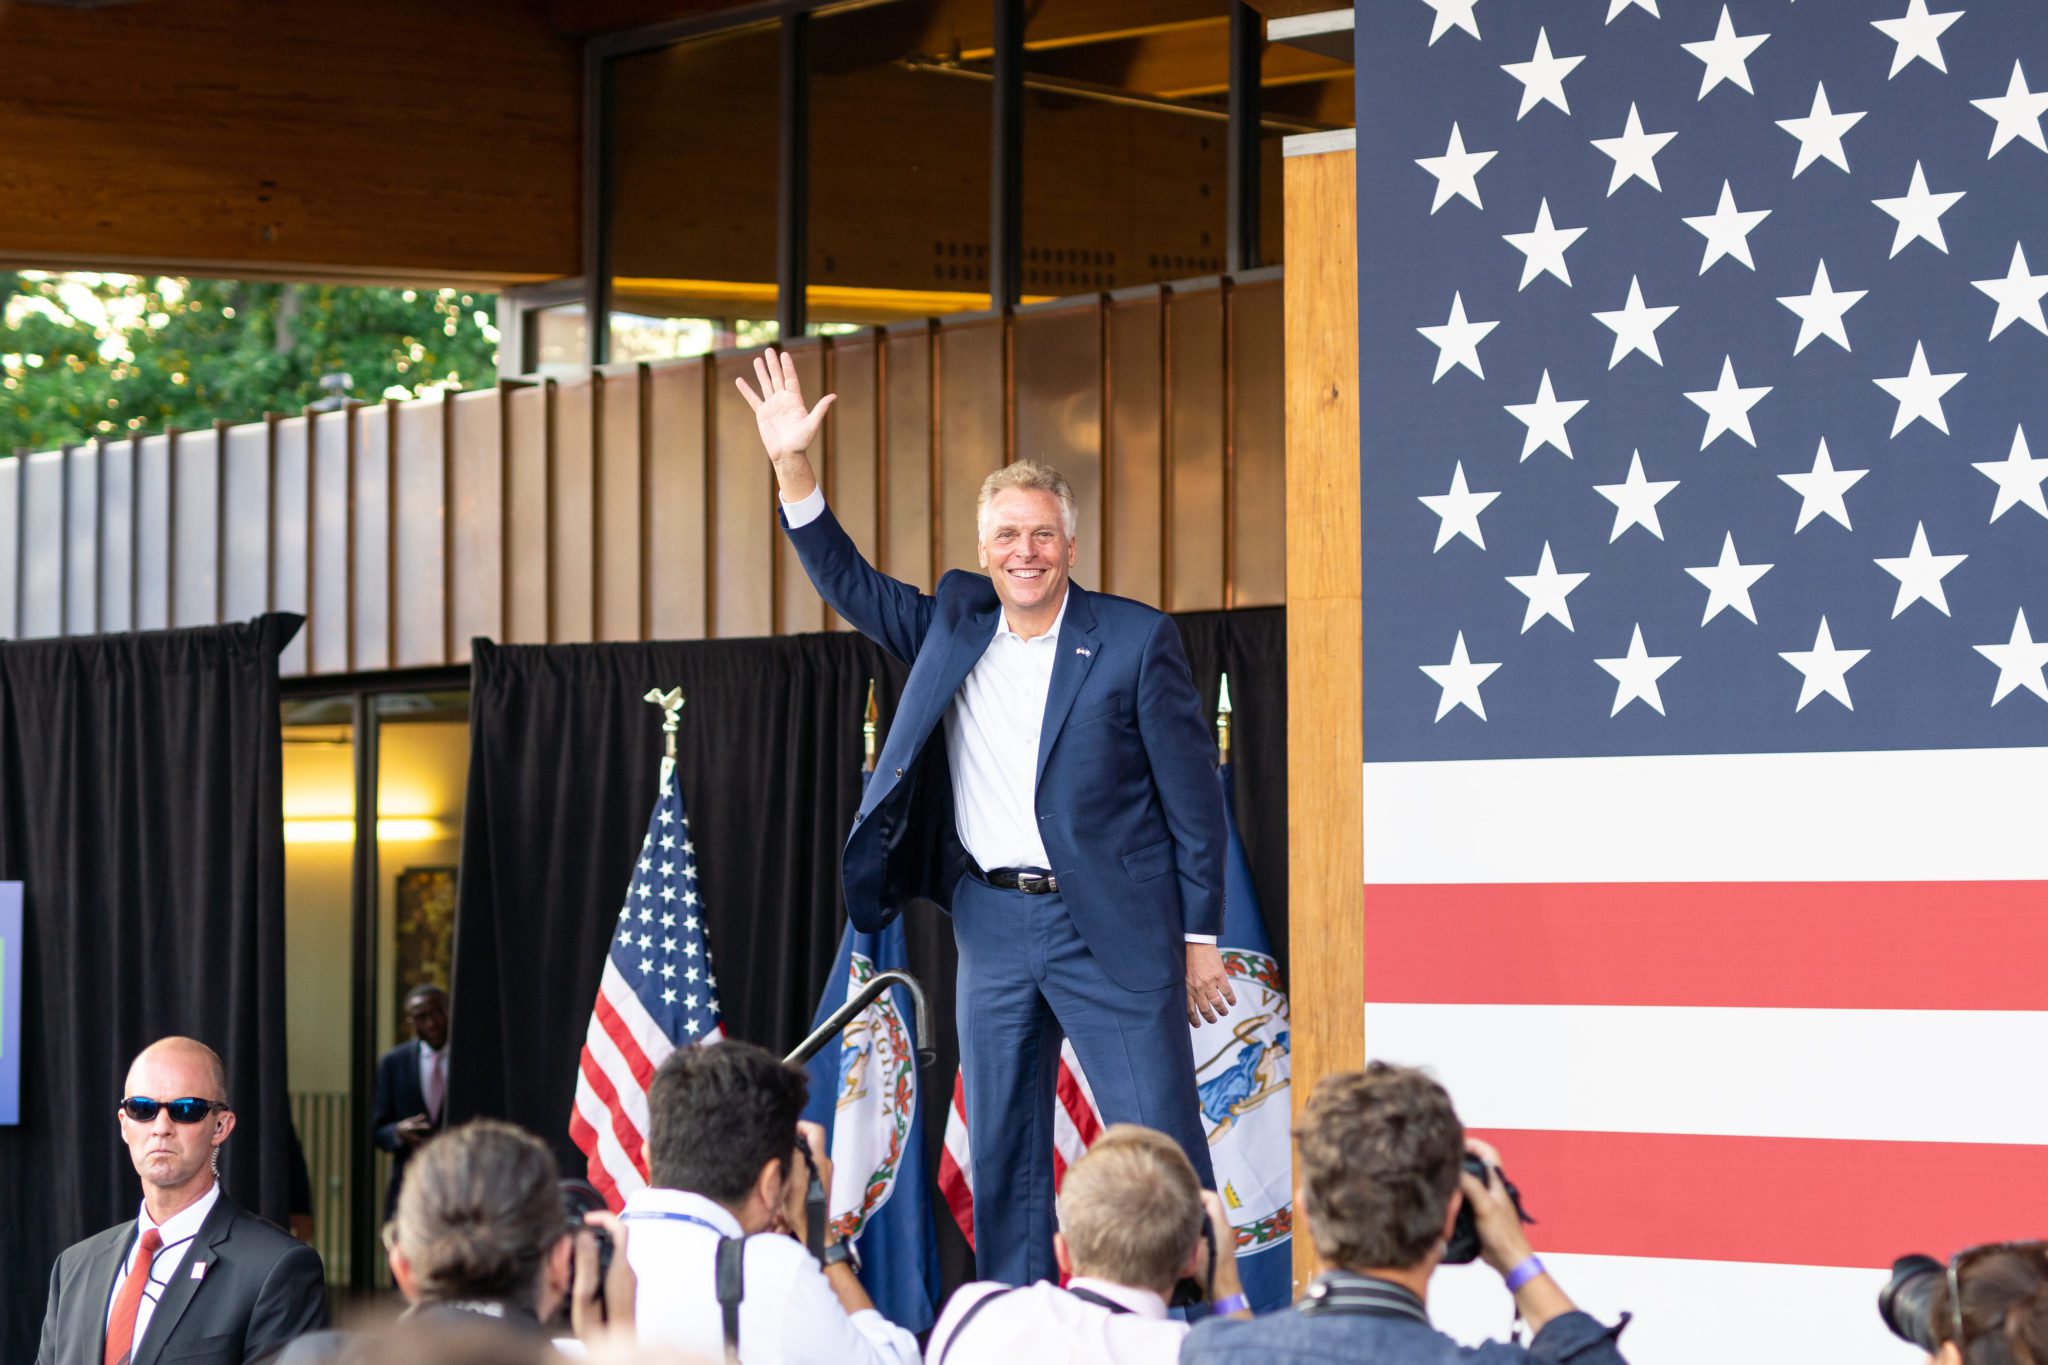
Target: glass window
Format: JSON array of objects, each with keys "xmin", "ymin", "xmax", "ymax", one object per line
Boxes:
[
  {"xmin": 1021, "ymin": 1, "xmax": 1232, "ymax": 291},
  {"xmin": 808, "ymin": 4, "xmax": 992, "ymax": 323},
  {"xmin": 607, "ymin": 23, "xmax": 783, "ymax": 360}
]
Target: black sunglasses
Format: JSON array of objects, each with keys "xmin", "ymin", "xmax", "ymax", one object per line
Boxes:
[
  {"xmin": 1947, "ymin": 1241, "xmax": 2048, "ymax": 1350},
  {"xmin": 119, "ymin": 1096, "xmax": 230, "ymax": 1124}
]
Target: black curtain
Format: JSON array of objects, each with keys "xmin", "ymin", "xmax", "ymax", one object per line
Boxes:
[
  {"xmin": 0, "ymin": 614, "xmax": 300, "ymax": 1365},
  {"xmin": 449, "ymin": 607, "xmax": 1286, "ymax": 1300}
]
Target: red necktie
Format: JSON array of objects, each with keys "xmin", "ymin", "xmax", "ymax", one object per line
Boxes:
[{"xmin": 104, "ymin": 1227, "xmax": 162, "ymax": 1365}]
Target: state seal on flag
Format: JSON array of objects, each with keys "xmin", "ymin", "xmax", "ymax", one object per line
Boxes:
[
  {"xmin": 1193, "ymin": 948, "xmax": 1293, "ymax": 1252},
  {"xmin": 830, "ymin": 952, "xmax": 917, "ymax": 1243}
]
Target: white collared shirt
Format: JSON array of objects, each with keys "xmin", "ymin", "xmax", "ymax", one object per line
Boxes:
[
  {"xmin": 783, "ymin": 487, "xmax": 1216, "ymax": 944},
  {"xmin": 622, "ymin": 1186, "xmax": 919, "ymax": 1365},
  {"xmin": 925, "ymin": 1276, "xmax": 1185, "ymax": 1365},
  {"xmin": 106, "ymin": 1181, "xmax": 220, "ymax": 1349}
]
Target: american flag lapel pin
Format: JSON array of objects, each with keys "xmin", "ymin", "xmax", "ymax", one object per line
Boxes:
[{"xmin": 1076, "ymin": 646, "xmax": 1091, "ymax": 657}]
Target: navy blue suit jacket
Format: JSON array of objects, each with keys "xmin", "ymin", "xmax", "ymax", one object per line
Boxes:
[
  {"xmin": 369, "ymin": 1039, "xmax": 442, "ymax": 1215},
  {"xmin": 785, "ymin": 504, "xmax": 1225, "ymax": 992}
]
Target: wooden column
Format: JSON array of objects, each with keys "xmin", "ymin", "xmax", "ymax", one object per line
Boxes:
[{"xmin": 1283, "ymin": 130, "xmax": 1360, "ymax": 1293}]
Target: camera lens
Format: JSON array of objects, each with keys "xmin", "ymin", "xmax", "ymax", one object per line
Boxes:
[{"xmin": 1878, "ymin": 1254, "xmax": 1945, "ymax": 1351}]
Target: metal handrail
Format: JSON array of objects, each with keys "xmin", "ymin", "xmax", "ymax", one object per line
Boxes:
[{"xmin": 783, "ymin": 969, "xmax": 935, "ymax": 1070}]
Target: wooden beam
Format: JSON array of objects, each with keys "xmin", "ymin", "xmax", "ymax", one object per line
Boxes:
[
  {"xmin": 1015, "ymin": 21, "xmax": 1349, "ymax": 100},
  {"xmin": 1283, "ymin": 134, "xmax": 1359, "ymax": 1294},
  {"xmin": 0, "ymin": 0, "xmax": 579, "ymax": 283}
]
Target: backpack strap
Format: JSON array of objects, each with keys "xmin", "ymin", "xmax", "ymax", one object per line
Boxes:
[
  {"xmin": 935, "ymin": 1285, "xmax": 1021, "ymax": 1365},
  {"xmin": 715, "ymin": 1236, "xmax": 746, "ymax": 1364}
]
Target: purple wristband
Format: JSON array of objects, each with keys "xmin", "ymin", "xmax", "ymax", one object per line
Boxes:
[
  {"xmin": 1211, "ymin": 1292, "xmax": 1250, "ymax": 1316},
  {"xmin": 1504, "ymin": 1255, "xmax": 1546, "ymax": 1292}
]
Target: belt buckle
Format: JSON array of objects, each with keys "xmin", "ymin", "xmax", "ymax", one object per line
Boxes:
[{"xmin": 1018, "ymin": 872, "xmax": 1057, "ymax": 895}]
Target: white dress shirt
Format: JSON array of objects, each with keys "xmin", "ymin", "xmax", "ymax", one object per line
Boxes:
[
  {"xmin": 782, "ymin": 488, "xmax": 1215, "ymax": 944},
  {"xmin": 622, "ymin": 1187, "xmax": 919, "ymax": 1365},
  {"xmin": 925, "ymin": 1277, "xmax": 1185, "ymax": 1365},
  {"xmin": 105, "ymin": 1181, "xmax": 220, "ymax": 1348}
]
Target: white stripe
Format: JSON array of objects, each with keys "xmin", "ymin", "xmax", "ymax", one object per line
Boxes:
[
  {"xmin": 1366, "ymin": 1002, "xmax": 2048, "ymax": 1145},
  {"xmin": 1362, "ymin": 747, "xmax": 2048, "ymax": 883},
  {"xmin": 572, "ymin": 1072, "xmax": 646, "ymax": 1202},
  {"xmin": 942, "ymin": 1091, "xmax": 974, "ymax": 1196},
  {"xmin": 582, "ymin": 1010, "xmax": 654, "ymax": 1141},
  {"xmin": 600, "ymin": 958, "xmax": 680, "ymax": 1072},
  {"xmin": 1428, "ymin": 1253, "xmax": 1920, "ymax": 1365}
]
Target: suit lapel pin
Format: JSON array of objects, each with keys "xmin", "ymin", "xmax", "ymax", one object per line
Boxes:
[
  {"xmin": 190, "ymin": 1261, "xmax": 207, "ymax": 1280},
  {"xmin": 1076, "ymin": 646, "xmax": 1091, "ymax": 657}
]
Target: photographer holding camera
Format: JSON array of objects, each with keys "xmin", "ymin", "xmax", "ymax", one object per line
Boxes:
[
  {"xmin": 624, "ymin": 1039, "xmax": 918, "ymax": 1364},
  {"xmin": 1184, "ymin": 1064, "xmax": 1630, "ymax": 1365},
  {"xmin": 926, "ymin": 1124, "xmax": 1249, "ymax": 1365},
  {"xmin": 1880, "ymin": 1242, "xmax": 2048, "ymax": 1365}
]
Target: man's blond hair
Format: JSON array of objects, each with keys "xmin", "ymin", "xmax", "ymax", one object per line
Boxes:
[
  {"xmin": 976, "ymin": 459, "xmax": 1078, "ymax": 540},
  {"xmin": 1056, "ymin": 1124, "xmax": 1204, "ymax": 1292}
]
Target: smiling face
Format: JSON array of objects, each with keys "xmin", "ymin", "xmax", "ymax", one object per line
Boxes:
[
  {"xmin": 406, "ymin": 988, "xmax": 449, "ymax": 1051},
  {"xmin": 120, "ymin": 1041, "xmax": 233, "ymax": 1202},
  {"xmin": 977, "ymin": 486, "xmax": 1077, "ymax": 625}
]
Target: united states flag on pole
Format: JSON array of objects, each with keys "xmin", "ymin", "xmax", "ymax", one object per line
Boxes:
[
  {"xmin": 570, "ymin": 750, "xmax": 723, "ymax": 1208},
  {"xmin": 1357, "ymin": 1, "xmax": 2046, "ymax": 1361}
]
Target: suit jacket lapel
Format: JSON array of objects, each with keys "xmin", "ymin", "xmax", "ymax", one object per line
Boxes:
[
  {"xmin": 1036, "ymin": 585, "xmax": 1100, "ymax": 789},
  {"xmin": 79, "ymin": 1225, "xmax": 135, "ymax": 1364},
  {"xmin": 869, "ymin": 598, "xmax": 999, "ymax": 810},
  {"xmin": 132, "ymin": 1197, "xmax": 232, "ymax": 1365}
]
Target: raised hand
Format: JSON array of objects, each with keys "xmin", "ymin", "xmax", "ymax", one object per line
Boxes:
[{"xmin": 736, "ymin": 347, "xmax": 836, "ymax": 467}]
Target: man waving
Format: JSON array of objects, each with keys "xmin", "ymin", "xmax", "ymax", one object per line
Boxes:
[{"xmin": 740, "ymin": 349, "xmax": 1232, "ymax": 1287}]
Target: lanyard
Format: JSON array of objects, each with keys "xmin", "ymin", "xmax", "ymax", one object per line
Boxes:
[{"xmin": 622, "ymin": 1210, "xmax": 734, "ymax": 1237}]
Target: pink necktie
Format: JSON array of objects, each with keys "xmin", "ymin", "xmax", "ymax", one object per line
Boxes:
[{"xmin": 425, "ymin": 1051, "xmax": 444, "ymax": 1123}]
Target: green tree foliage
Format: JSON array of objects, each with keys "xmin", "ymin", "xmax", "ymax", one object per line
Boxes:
[{"xmin": 0, "ymin": 273, "xmax": 499, "ymax": 454}]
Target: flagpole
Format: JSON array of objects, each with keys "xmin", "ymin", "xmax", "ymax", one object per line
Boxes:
[
  {"xmin": 1216, "ymin": 671, "xmax": 1233, "ymax": 763},
  {"xmin": 863, "ymin": 680, "xmax": 879, "ymax": 775}
]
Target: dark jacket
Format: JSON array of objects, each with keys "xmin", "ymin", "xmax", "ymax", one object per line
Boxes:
[
  {"xmin": 370, "ymin": 1038, "xmax": 444, "ymax": 1216},
  {"xmin": 36, "ymin": 1193, "xmax": 327, "ymax": 1365},
  {"xmin": 784, "ymin": 503, "xmax": 1227, "ymax": 993},
  {"xmin": 1182, "ymin": 1273, "xmax": 1630, "ymax": 1365}
]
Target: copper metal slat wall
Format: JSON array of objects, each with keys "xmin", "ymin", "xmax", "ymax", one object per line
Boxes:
[
  {"xmin": 65, "ymin": 443, "xmax": 99, "ymax": 636},
  {"xmin": 0, "ymin": 276, "xmax": 1286, "ymax": 673},
  {"xmin": 447, "ymin": 389, "xmax": 504, "ymax": 663},
  {"xmin": 643, "ymin": 361, "xmax": 707, "ymax": 642},
  {"xmin": 222, "ymin": 421, "xmax": 272, "ymax": 626},
  {"xmin": 272, "ymin": 415, "xmax": 311, "ymax": 676},
  {"xmin": 99, "ymin": 437, "xmax": 135, "ymax": 635}
]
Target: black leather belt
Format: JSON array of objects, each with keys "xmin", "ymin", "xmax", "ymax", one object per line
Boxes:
[{"xmin": 975, "ymin": 867, "xmax": 1060, "ymax": 894}]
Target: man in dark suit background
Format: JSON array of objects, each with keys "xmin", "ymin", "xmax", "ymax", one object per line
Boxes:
[
  {"xmin": 36, "ymin": 1036, "xmax": 327, "ymax": 1365},
  {"xmin": 739, "ymin": 349, "xmax": 1235, "ymax": 1288},
  {"xmin": 369, "ymin": 985, "xmax": 448, "ymax": 1219}
]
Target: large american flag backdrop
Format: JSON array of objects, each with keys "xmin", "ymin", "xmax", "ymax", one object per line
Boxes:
[{"xmin": 1355, "ymin": 1, "xmax": 2047, "ymax": 1358}]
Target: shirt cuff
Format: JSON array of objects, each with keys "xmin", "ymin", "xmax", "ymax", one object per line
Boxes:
[
  {"xmin": 781, "ymin": 485, "xmax": 827, "ymax": 529},
  {"xmin": 1184, "ymin": 933, "xmax": 1218, "ymax": 944}
]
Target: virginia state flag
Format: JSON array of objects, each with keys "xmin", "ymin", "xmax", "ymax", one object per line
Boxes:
[
  {"xmin": 800, "ymin": 911, "xmax": 941, "ymax": 1331},
  {"xmin": 1189, "ymin": 763, "xmax": 1294, "ymax": 1312}
]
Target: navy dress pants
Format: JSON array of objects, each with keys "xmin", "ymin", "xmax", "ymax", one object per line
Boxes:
[{"xmin": 951, "ymin": 873, "xmax": 1216, "ymax": 1286}]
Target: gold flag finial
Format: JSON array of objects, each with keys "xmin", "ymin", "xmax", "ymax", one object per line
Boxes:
[
  {"xmin": 863, "ymin": 680, "xmax": 880, "ymax": 773},
  {"xmin": 1216, "ymin": 672, "xmax": 1233, "ymax": 764},
  {"xmin": 644, "ymin": 687, "xmax": 686, "ymax": 760}
]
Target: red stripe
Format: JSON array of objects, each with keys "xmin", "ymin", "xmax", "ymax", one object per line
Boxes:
[
  {"xmin": 567, "ymin": 1107, "xmax": 626, "ymax": 1211},
  {"xmin": 938, "ymin": 1149, "xmax": 975, "ymax": 1248},
  {"xmin": 594, "ymin": 987, "xmax": 657, "ymax": 1087},
  {"xmin": 1058, "ymin": 1063, "xmax": 1103, "ymax": 1147},
  {"xmin": 576, "ymin": 1043, "xmax": 648, "ymax": 1174},
  {"xmin": 1466, "ymin": 1128, "xmax": 2048, "ymax": 1269},
  {"xmin": 1366, "ymin": 882, "xmax": 2048, "ymax": 1010}
]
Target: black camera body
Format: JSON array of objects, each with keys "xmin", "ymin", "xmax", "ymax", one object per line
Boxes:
[
  {"xmin": 1444, "ymin": 1154, "xmax": 1534, "ymax": 1265},
  {"xmin": 560, "ymin": 1177, "xmax": 614, "ymax": 1283}
]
